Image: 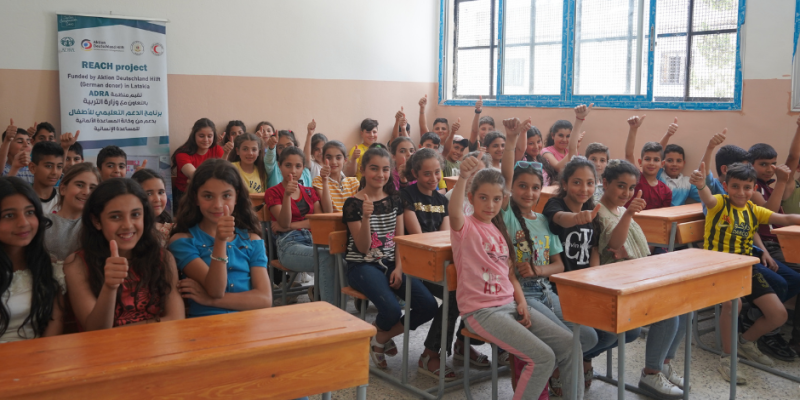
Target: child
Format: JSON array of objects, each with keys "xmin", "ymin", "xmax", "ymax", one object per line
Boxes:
[
  {"xmin": 420, "ymin": 132, "xmax": 441, "ymax": 151},
  {"xmin": 445, "ymin": 150, "xmax": 493, "ymax": 216},
  {"xmin": 264, "ymin": 130, "xmax": 312, "ymax": 188},
  {"xmin": 450, "ymin": 154, "xmax": 582, "ymax": 399},
  {"xmin": 254, "ymin": 121, "xmax": 276, "ymax": 144},
  {"xmin": 28, "ymin": 142, "xmax": 64, "ymax": 214},
  {"xmin": 168, "ymin": 159, "xmax": 272, "ymax": 317},
  {"xmin": 96, "ymin": 145, "xmax": 127, "ymax": 181},
  {"xmin": 468, "ymin": 96, "xmax": 495, "ymax": 151},
  {"xmin": 623, "ymin": 116, "xmax": 672, "ymax": 210},
  {"xmin": 31, "ymin": 122, "xmax": 57, "ymax": 144},
  {"xmin": 131, "ymin": 168, "xmax": 174, "ymax": 242},
  {"xmin": 542, "ymin": 104, "xmax": 592, "ymax": 173},
  {"xmin": 313, "ymin": 141, "xmax": 359, "ymax": 213},
  {"xmin": 418, "ymin": 94, "xmax": 451, "ymax": 144},
  {"xmin": 690, "ymin": 162, "xmax": 800, "ymax": 382},
  {"xmin": 515, "ymin": 126, "xmax": 557, "ymax": 187},
  {"xmin": 228, "ymin": 133, "xmax": 267, "ymax": 194},
  {"xmin": 303, "ymin": 119, "xmax": 328, "ymax": 180},
  {"xmin": 345, "ymin": 118, "xmax": 379, "ymax": 179},
  {"xmin": 502, "ymin": 118, "xmax": 598, "ymax": 394},
  {"xmin": 221, "ymin": 120, "xmax": 246, "ymax": 159},
  {"xmin": 64, "ymin": 179, "xmax": 185, "ymax": 330},
  {"xmin": 1, "ymin": 123, "xmax": 33, "ymax": 183},
  {"xmin": 171, "ymin": 118, "xmax": 224, "ymax": 210},
  {"xmin": 64, "ymin": 142, "xmax": 84, "ymax": 172},
  {"xmin": 482, "ymin": 131, "xmax": 506, "ymax": 169},
  {"xmin": 264, "ymin": 147, "xmax": 334, "ymax": 304},
  {"xmin": 0, "ymin": 176, "xmax": 65, "ymax": 343},
  {"xmin": 343, "ymin": 146, "xmax": 436, "ymax": 369},
  {"xmin": 596, "ymin": 159, "xmax": 687, "ymax": 397},
  {"xmin": 390, "ymin": 137, "xmax": 415, "ymax": 190},
  {"xmin": 443, "ymin": 134, "xmax": 468, "ymax": 177},
  {"xmin": 585, "ymin": 142, "xmax": 609, "ymax": 202},
  {"xmin": 45, "ymin": 163, "xmax": 99, "ymax": 261},
  {"xmin": 655, "ymin": 118, "xmax": 701, "ymax": 206}
]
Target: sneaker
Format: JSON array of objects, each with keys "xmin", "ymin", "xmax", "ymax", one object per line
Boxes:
[
  {"xmin": 718, "ymin": 355, "xmax": 747, "ymax": 385},
  {"xmin": 637, "ymin": 370, "xmax": 683, "ymax": 399},
  {"xmin": 757, "ymin": 333, "xmax": 797, "ymax": 362},
  {"xmin": 789, "ymin": 338, "xmax": 800, "ymax": 356},
  {"xmin": 738, "ymin": 334, "xmax": 775, "ymax": 367},
  {"xmin": 661, "ymin": 362, "xmax": 690, "ymax": 390}
]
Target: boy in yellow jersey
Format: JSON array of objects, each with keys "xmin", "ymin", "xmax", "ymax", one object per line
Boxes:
[{"xmin": 691, "ymin": 162, "xmax": 800, "ymax": 384}]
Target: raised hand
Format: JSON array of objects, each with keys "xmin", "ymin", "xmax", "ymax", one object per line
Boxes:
[
  {"xmin": 134, "ymin": 159, "xmax": 148, "ymax": 172},
  {"xmin": 362, "ymin": 194, "xmax": 374, "ymax": 219},
  {"xmin": 665, "ymin": 117, "xmax": 678, "ymax": 137},
  {"xmin": 775, "ymin": 164, "xmax": 792, "ymax": 183},
  {"xmin": 215, "ymin": 205, "xmax": 236, "ymax": 242},
  {"xmin": 26, "ymin": 121, "xmax": 37, "ymax": 137},
  {"xmin": 266, "ymin": 134, "xmax": 278, "ymax": 150},
  {"xmin": 708, "ymin": 129, "xmax": 727, "ymax": 148},
  {"xmin": 459, "ymin": 150, "xmax": 484, "ymax": 178},
  {"xmin": 475, "ymin": 95, "xmax": 483, "ymax": 112},
  {"xmin": 575, "ymin": 103, "xmax": 593, "ymax": 120},
  {"xmin": 320, "ymin": 159, "xmax": 331, "ymax": 179},
  {"xmin": 223, "ymin": 141, "xmax": 234, "ymax": 154},
  {"xmin": 574, "ymin": 204, "xmax": 601, "ymax": 225},
  {"xmin": 60, "ymin": 130, "xmax": 80, "ymax": 149},
  {"xmin": 5, "ymin": 119, "xmax": 17, "ymax": 142},
  {"xmin": 307, "ymin": 118, "xmax": 316, "ymax": 132},
  {"xmin": 352, "ymin": 147, "xmax": 362, "ymax": 161},
  {"xmin": 12, "ymin": 150, "xmax": 29, "ymax": 169},
  {"xmin": 690, "ymin": 162, "xmax": 706, "ymax": 187},
  {"xmin": 502, "ymin": 117, "xmax": 520, "ymax": 134},
  {"xmin": 419, "ymin": 95, "xmax": 427, "ymax": 108},
  {"xmin": 395, "ymin": 107, "xmax": 405, "ymax": 121},
  {"xmin": 627, "ymin": 115, "xmax": 646, "ymax": 128},
  {"xmin": 284, "ymin": 174, "xmax": 298, "ymax": 197},
  {"xmin": 399, "ymin": 115, "xmax": 407, "ymax": 133},
  {"xmin": 625, "ymin": 190, "xmax": 647, "ymax": 215},
  {"xmin": 397, "ymin": 154, "xmax": 407, "ymax": 173},
  {"xmin": 451, "ymin": 117, "xmax": 461, "ymax": 133},
  {"xmin": 104, "ymin": 240, "xmax": 129, "ymax": 290},
  {"xmin": 577, "ymin": 131, "xmax": 585, "ymax": 147}
]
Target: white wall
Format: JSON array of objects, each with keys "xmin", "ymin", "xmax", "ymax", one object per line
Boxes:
[
  {"xmin": 0, "ymin": 0, "xmax": 440, "ymax": 82},
  {"xmin": 742, "ymin": 0, "xmax": 795, "ymax": 79}
]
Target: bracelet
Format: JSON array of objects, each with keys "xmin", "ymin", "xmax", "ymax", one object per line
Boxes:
[
  {"xmin": 576, "ymin": 117, "xmax": 585, "ymax": 121},
  {"xmin": 475, "ymin": 109, "xmax": 482, "ymax": 114},
  {"xmin": 696, "ymin": 184, "xmax": 706, "ymax": 191},
  {"xmin": 210, "ymin": 255, "xmax": 228, "ymax": 263}
]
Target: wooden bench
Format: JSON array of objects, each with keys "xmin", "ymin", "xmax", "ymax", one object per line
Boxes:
[
  {"xmin": 330, "ymin": 231, "xmax": 368, "ymax": 319},
  {"xmin": 307, "ymin": 213, "xmax": 347, "ymax": 302}
]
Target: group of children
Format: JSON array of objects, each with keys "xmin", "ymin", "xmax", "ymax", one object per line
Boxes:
[{"xmin": 4, "ymin": 99, "xmax": 800, "ymax": 400}]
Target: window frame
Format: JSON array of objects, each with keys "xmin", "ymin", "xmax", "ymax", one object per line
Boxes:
[
  {"xmin": 438, "ymin": 0, "xmax": 746, "ymax": 110},
  {"xmin": 792, "ymin": 0, "xmax": 800, "ymax": 111}
]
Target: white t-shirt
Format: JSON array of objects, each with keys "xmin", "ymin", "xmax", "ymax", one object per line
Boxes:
[
  {"xmin": 41, "ymin": 189, "xmax": 60, "ymax": 215},
  {"xmin": 0, "ymin": 263, "xmax": 66, "ymax": 343}
]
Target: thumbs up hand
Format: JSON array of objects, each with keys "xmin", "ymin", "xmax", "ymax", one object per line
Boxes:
[
  {"xmin": 690, "ymin": 162, "xmax": 706, "ymax": 188},
  {"xmin": 361, "ymin": 194, "xmax": 374, "ymax": 220},
  {"xmin": 5, "ymin": 119, "xmax": 17, "ymax": 144},
  {"xmin": 104, "ymin": 240, "xmax": 129, "ymax": 290},
  {"xmin": 625, "ymin": 190, "xmax": 647, "ymax": 215},
  {"xmin": 12, "ymin": 150, "xmax": 29, "ymax": 170},
  {"xmin": 574, "ymin": 204, "xmax": 601, "ymax": 225},
  {"xmin": 26, "ymin": 121, "xmax": 37, "ymax": 137},
  {"xmin": 284, "ymin": 174, "xmax": 298, "ymax": 197},
  {"xmin": 215, "ymin": 205, "xmax": 236, "ymax": 243},
  {"xmin": 665, "ymin": 117, "xmax": 679, "ymax": 136},
  {"xmin": 320, "ymin": 159, "xmax": 331, "ymax": 179}
]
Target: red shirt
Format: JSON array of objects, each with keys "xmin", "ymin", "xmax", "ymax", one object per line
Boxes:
[
  {"xmin": 264, "ymin": 183, "xmax": 320, "ymax": 223},
  {"xmin": 626, "ymin": 174, "xmax": 672, "ymax": 210},
  {"xmin": 174, "ymin": 145, "xmax": 224, "ymax": 192},
  {"xmin": 756, "ymin": 179, "xmax": 782, "ymax": 242}
]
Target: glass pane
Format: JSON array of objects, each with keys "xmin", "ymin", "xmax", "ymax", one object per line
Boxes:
[
  {"xmin": 457, "ymin": 0, "xmax": 493, "ymax": 47},
  {"xmin": 656, "ymin": 0, "xmax": 689, "ymax": 34},
  {"xmin": 456, "ymin": 49, "xmax": 491, "ymax": 96},
  {"xmin": 654, "ymin": 35, "xmax": 688, "ymax": 99},
  {"xmin": 693, "ymin": 0, "xmax": 738, "ymax": 32},
  {"xmin": 453, "ymin": 0, "xmax": 499, "ymax": 97},
  {"xmin": 689, "ymin": 32, "xmax": 736, "ymax": 99},
  {"xmin": 573, "ymin": 0, "xmax": 649, "ymax": 95},
  {"xmin": 502, "ymin": 0, "xmax": 563, "ymax": 95}
]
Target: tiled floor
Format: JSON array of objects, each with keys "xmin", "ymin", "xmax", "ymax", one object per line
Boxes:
[{"xmin": 291, "ymin": 294, "xmax": 800, "ymax": 399}]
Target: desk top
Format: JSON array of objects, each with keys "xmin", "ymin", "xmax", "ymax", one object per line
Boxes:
[
  {"xmin": 394, "ymin": 231, "xmax": 451, "ymax": 252},
  {"xmin": 772, "ymin": 225, "xmax": 800, "ymax": 235},
  {"xmin": 632, "ymin": 203, "xmax": 702, "ymax": 221},
  {"xmin": 306, "ymin": 212, "xmax": 344, "ymax": 221},
  {"xmin": 541, "ymin": 185, "xmax": 559, "ymax": 195},
  {"xmin": 550, "ymin": 248, "xmax": 757, "ymax": 296},
  {"xmin": 0, "ymin": 302, "xmax": 374, "ymax": 396}
]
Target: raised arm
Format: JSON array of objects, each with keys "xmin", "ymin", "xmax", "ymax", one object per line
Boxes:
[
  {"xmin": 501, "ymin": 117, "xmax": 531, "ymax": 208},
  {"xmin": 514, "ymin": 118, "xmax": 528, "ymax": 161},
  {"xmin": 701, "ymin": 129, "xmax": 727, "ymax": 178},
  {"xmin": 548, "ymin": 104, "xmax": 592, "ymax": 173},
  {"xmin": 442, "ymin": 118, "xmax": 461, "ymax": 160},
  {"xmin": 63, "ymin": 245, "xmax": 124, "ymax": 331},
  {"xmin": 263, "ymin": 135, "xmax": 278, "ymax": 175},
  {"xmin": 551, "ymin": 204, "xmax": 601, "ymax": 229},
  {"xmin": 625, "ymin": 115, "xmax": 646, "ymax": 165},
  {"xmin": 469, "ymin": 96, "xmax": 483, "ymax": 149},
  {"xmin": 344, "ymin": 147, "xmax": 361, "ymax": 177},
  {"xmin": 606, "ymin": 191, "xmax": 646, "ymax": 251},
  {"xmin": 391, "ymin": 107, "xmax": 405, "ymax": 141},
  {"xmin": 0, "ymin": 120, "xmax": 15, "ymax": 172},
  {"xmin": 303, "ymin": 119, "xmax": 316, "ymax": 168},
  {"xmin": 318, "ymin": 161, "xmax": 333, "ymax": 213},
  {"xmin": 659, "ymin": 117, "xmax": 678, "ymax": 149},
  {"xmin": 277, "ymin": 176, "xmax": 297, "ymax": 229},
  {"xmin": 418, "ymin": 95, "xmax": 429, "ymax": 134},
  {"xmin": 785, "ymin": 115, "xmax": 800, "ymax": 180},
  {"xmin": 450, "ymin": 152, "xmax": 483, "ymax": 231},
  {"xmin": 759, "ymin": 165, "xmax": 791, "ymax": 211},
  {"xmin": 347, "ymin": 195, "xmax": 374, "ymax": 254},
  {"xmin": 60, "ymin": 130, "xmax": 80, "ymax": 154},
  {"xmin": 690, "ymin": 162, "xmax": 718, "ymax": 209}
]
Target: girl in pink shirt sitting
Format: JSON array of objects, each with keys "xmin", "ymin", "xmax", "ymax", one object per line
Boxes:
[
  {"xmin": 541, "ymin": 104, "xmax": 592, "ymax": 174},
  {"xmin": 449, "ymin": 153, "xmax": 582, "ymax": 400}
]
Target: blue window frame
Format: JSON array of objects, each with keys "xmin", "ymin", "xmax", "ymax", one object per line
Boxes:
[{"xmin": 438, "ymin": 0, "xmax": 746, "ymax": 110}]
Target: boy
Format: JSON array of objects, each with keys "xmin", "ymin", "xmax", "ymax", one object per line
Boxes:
[
  {"xmin": 30, "ymin": 122, "xmax": 57, "ymax": 143},
  {"xmin": 691, "ymin": 162, "xmax": 800, "ymax": 382},
  {"xmin": 657, "ymin": 118, "xmax": 702, "ymax": 206},
  {"xmin": 624, "ymin": 116, "xmax": 672, "ymax": 209},
  {"xmin": 420, "ymin": 132, "xmax": 441, "ymax": 151},
  {"xmin": 1, "ymin": 120, "xmax": 33, "ymax": 183},
  {"xmin": 443, "ymin": 135, "xmax": 468, "ymax": 178},
  {"xmin": 345, "ymin": 118, "xmax": 378, "ymax": 179},
  {"xmin": 417, "ymin": 94, "xmax": 450, "ymax": 144},
  {"xmin": 97, "ymin": 145, "xmax": 127, "ymax": 180},
  {"xmin": 585, "ymin": 142, "xmax": 609, "ymax": 202},
  {"xmin": 28, "ymin": 141, "xmax": 64, "ymax": 214},
  {"xmin": 468, "ymin": 96, "xmax": 495, "ymax": 151}
]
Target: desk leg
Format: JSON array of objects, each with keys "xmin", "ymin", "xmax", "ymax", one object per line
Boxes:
[
  {"xmin": 437, "ymin": 263, "xmax": 450, "ymax": 398},
  {"xmin": 668, "ymin": 221, "xmax": 677, "ymax": 252},
  {"xmin": 401, "ymin": 275, "xmax": 412, "ymax": 384},
  {"xmin": 572, "ymin": 323, "xmax": 581, "ymax": 400},
  {"xmin": 312, "ymin": 244, "xmax": 321, "ymax": 302},
  {"xmin": 684, "ymin": 312, "xmax": 692, "ymax": 400},
  {"xmin": 356, "ymin": 384, "xmax": 368, "ymax": 400},
  {"xmin": 321, "ymin": 392, "xmax": 331, "ymax": 400},
  {"xmin": 618, "ymin": 333, "xmax": 625, "ymax": 400},
  {"xmin": 730, "ymin": 298, "xmax": 738, "ymax": 400}
]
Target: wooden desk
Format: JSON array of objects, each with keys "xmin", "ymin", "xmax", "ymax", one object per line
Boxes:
[
  {"xmin": 632, "ymin": 203, "xmax": 704, "ymax": 250},
  {"xmin": 307, "ymin": 213, "xmax": 346, "ymax": 302},
  {"xmin": 0, "ymin": 302, "xmax": 375, "ymax": 400},
  {"xmin": 534, "ymin": 185, "xmax": 559, "ymax": 213},
  {"xmin": 772, "ymin": 225, "xmax": 800, "ymax": 264},
  {"xmin": 551, "ymin": 249, "xmax": 756, "ymax": 400},
  {"xmin": 249, "ymin": 192, "xmax": 269, "ymax": 222},
  {"xmin": 444, "ymin": 176, "xmax": 458, "ymax": 191}
]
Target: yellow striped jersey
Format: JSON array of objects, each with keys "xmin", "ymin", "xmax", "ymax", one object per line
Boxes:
[{"xmin": 704, "ymin": 194, "xmax": 773, "ymax": 255}]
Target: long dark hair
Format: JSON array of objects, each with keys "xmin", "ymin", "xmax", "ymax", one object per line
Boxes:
[
  {"xmin": 0, "ymin": 177, "xmax": 58, "ymax": 338},
  {"xmin": 81, "ymin": 178, "xmax": 171, "ymax": 322},
  {"xmin": 544, "ymin": 120, "xmax": 573, "ymax": 147},
  {"xmin": 403, "ymin": 148, "xmax": 443, "ymax": 182},
  {"xmin": 171, "ymin": 118, "xmax": 217, "ymax": 167},
  {"xmin": 360, "ymin": 147, "xmax": 397, "ymax": 196},
  {"xmin": 509, "ymin": 164, "xmax": 545, "ymax": 254},
  {"xmin": 171, "ymin": 159, "xmax": 261, "ymax": 237},
  {"xmin": 227, "ymin": 133, "xmax": 267, "ymax": 191},
  {"xmin": 223, "ymin": 120, "xmax": 246, "ymax": 144},
  {"xmin": 131, "ymin": 168, "xmax": 173, "ymax": 224},
  {"xmin": 468, "ymin": 169, "xmax": 514, "ymax": 260},
  {"xmin": 525, "ymin": 127, "xmax": 557, "ymax": 184}
]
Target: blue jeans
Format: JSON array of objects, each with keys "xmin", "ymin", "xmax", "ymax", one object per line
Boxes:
[
  {"xmin": 585, "ymin": 328, "xmax": 641, "ymax": 360},
  {"xmin": 644, "ymin": 316, "xmax": 686, "ymax": 370},
  {"xmin": 521, "ymin": 278, "xmax": 599, "ymax": 357},
  {"xmin": 347, "ymin": 260, "xmax": 436, "ymax": 332},
  {"xmin": 276, "ymin": 229, "xmax": 334, "ymax": 304}
]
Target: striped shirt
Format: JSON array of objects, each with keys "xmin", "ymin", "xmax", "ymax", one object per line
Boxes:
[
  {"xmin": 704, "ymin": 194, "xmax": 773, "ymax": 255},
  {"xmin": 342, "ymin": 194, "xmax": 401, "ymax": 264},
  {"xmin": 312, "ymin": 173, "xmax": 360, "ymax": 212}
]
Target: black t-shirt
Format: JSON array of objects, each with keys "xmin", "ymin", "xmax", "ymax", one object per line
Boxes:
[
  {"xmin": 541, "ymin": 197, "xmax": 598, "ymax": 272},
  {"xmin": 400, "ymin": 184, "xmax": 449, "ymax": 233},
  {"xmin": 342, "ymin": 194, "xmax": 402, "ymax": 263}
]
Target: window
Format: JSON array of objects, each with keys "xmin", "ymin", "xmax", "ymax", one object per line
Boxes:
[{"xmin": 439, "ymin": 0, "xmax": 744, "ymax": 109}]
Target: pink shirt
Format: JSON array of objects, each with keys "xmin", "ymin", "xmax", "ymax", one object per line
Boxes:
[
  {"xmin": 542, "ymin": 145, "xmax": 566, "ymax": 161},
  {"xmin": 451, "ymin": 215, "xmax": 514, "ymax": 315}
]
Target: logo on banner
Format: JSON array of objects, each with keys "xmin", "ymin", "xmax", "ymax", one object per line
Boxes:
[
  {"xmin": 61, "ymin": 37, "xmax": 75, "ymax": 47},
  {"xmin": 151, "ymin": 43, "xmax": 164, "ymax": 56},
  {"xmin": 131, "ymin": 41, "xmax": 144, "ymax": 55},
  {"xmin": 81, "ymin": 39, "xmax": 93, "ymax": 51}
]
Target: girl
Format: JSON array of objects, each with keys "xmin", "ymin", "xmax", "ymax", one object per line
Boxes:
[
  {"xmin": 303, "ymin": 119, "xmax": 328, "ymax": 180},
  {"xmin": 264, "ymin": 147, "xmax": 334, "ymax": 304},
  {"xmin": 450, "ymin": 156, "xmax": 581, "ymax": 400},
  {"xmin": 227, "ymin": 133, "xmax": 267, "ymax": 194},
  {"xmin": 401, "ymin": 149, "xmax": 489, "ymax": 380},
  {"xmin": 445, "ymin": 150, "xmax": 493, "ymax": 216},
  {"xmin": 482, "ymin": 131, "xmax": 506, "ymax": 169},
  {"xmin": 312, "ymin": 141, "xmax": 359, "ymax": 213},
  {"xmin": 542, "ymin": 104, "xmax": 592, "ymax": 173},
  {"xmin": 390, "ymin": 137, "xmax": 415, "ymax": 190},
  {"xmin": 343, "ymin": 147, "xmax": 436, "ymax": 369},
  {"xmin": 221, "ymin": 120, "xmax": 246, "ymax": 159},
  {"xmin": 0, "ymin": 177, "xmax": 64, "ymax": 343},
  {"xmin": 168, "ymin": 159, "xmax": 272, "ymax": 317},
  {"xmin": 515, "ymin": 126, "xmax": 556, "ymax": 187},
  {"xmin": 45, "ymin": 163, "xmax": 100, "ymax": 261},
  {"xmin": 64, "ymin": 179, "xmax": 185, "ymax": 330},
  {"xmin": 265, "ymin": 130, "xmax": 311, "ymax": 188},
  {"xmin": 596, "ymin": 159, "xmax": 686, "ymax": 397},
  {"xmin": 502, "ymin": 118, "xmax": 598, "ymax": 394},
  {"xmin": 254, "ymin": 121, "xmax": 276, "ymax": 145},
  {"xmin": 131, "ymin": 168, "xmax": 174, "ymax": 242},
  {"xmin": 171, "ymin": 118, "xmax": 224, "ymax": 212}
]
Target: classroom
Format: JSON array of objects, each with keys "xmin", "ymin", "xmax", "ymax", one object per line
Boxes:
[{"xmin": 2, "ymin": 0, "xmax": 800, "ymax": 399}]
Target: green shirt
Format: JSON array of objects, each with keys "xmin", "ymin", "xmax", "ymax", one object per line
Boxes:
[
  {"xmin": 500, "ymin": 206, "xmax": 563, "ymax": 267},
  {"xmin": 782, "ymin": 179, "xmax": 800, "ymax": 215},
  {"xmin": 443, "ymin": 159, "xmax": 460, "ymax": 177}
]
